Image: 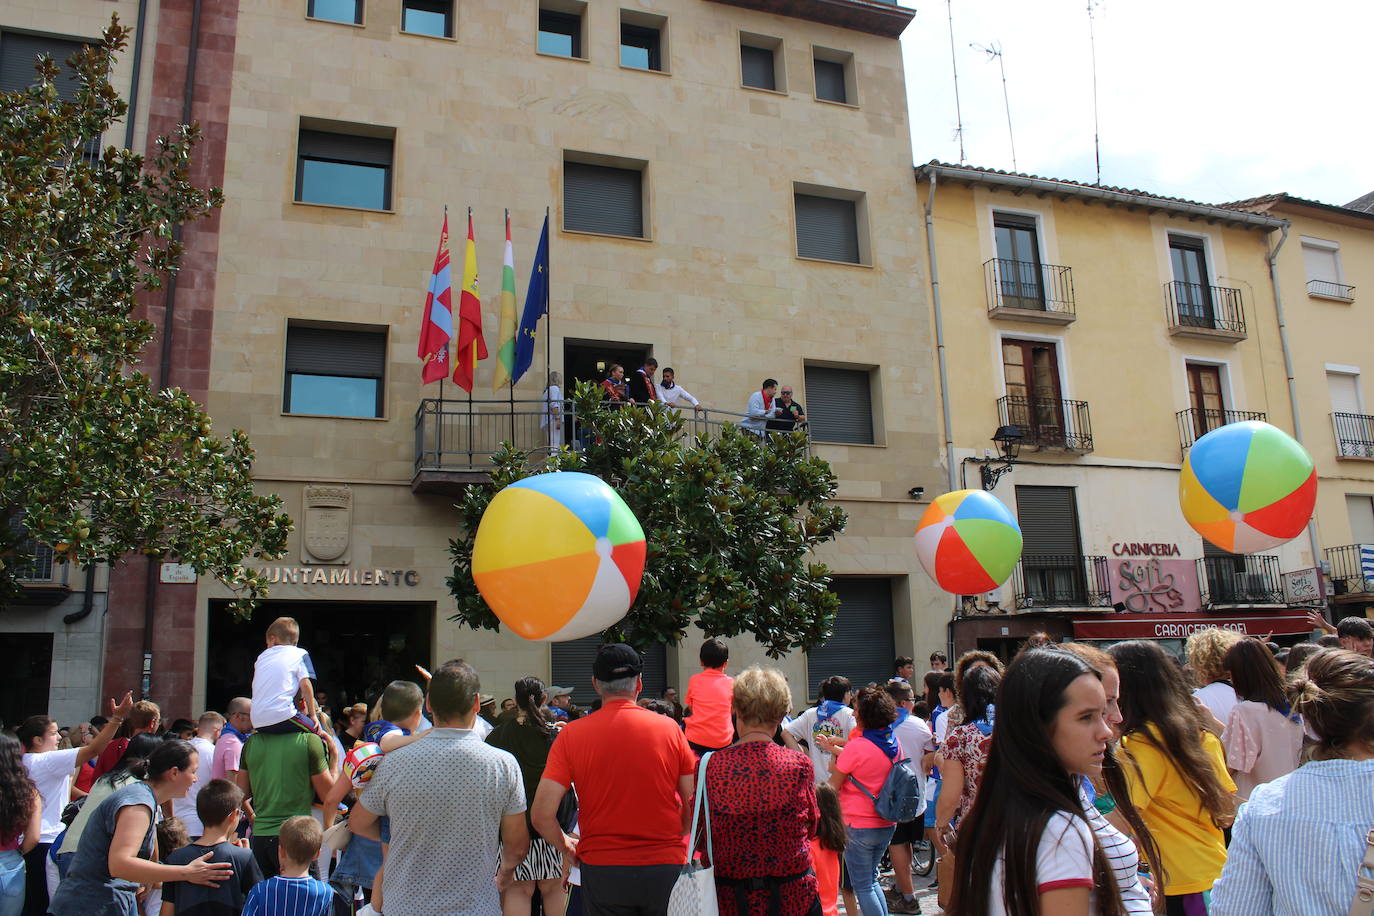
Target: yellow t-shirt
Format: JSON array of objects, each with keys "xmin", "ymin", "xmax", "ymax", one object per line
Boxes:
[{"xmin": 1119, "ymin": 725, "xmax": 1236, "ymax": 895}]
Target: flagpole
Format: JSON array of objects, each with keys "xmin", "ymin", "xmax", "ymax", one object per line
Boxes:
[
  {"xmin": 506, "ymin": 208, "xmax": 516, "ymax": 446},
  {"xmin": 544, "ymin": 205, "xmax": 551, "ymax": 426},
  {"xmin": 437, "ymin": 205, "xmax": 447, "ymax": 466},
  {"xmin": 466, "ymin": 206, "xmax": 475, "ymax": 467}
]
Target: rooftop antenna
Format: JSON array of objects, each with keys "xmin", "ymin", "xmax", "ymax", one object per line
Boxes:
[
  {"xmin": 971, "ymin": 41, "xmax": 1016, "ymax": 172},
  {"xmin": 1087, "ymin": 0, "xmax": 1103, "ymax": 184},
  {"xmin": 946, "ymin": 0, "xmax": 966, "ymax": 162}
]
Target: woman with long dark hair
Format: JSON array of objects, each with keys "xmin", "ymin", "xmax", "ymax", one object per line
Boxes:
[
  {"xmin": 486, "ymin": 677, "xmax": 568, "ymax": 915},
  {"xmin": 54, "ymin": 735, "xmax": 164, "ymax": 876},
  {"xmin": 1109, "ymin": 640, "xmax": 1236, "ymax": 915},
  {"xmin": 948, "ymin": 649, "xmax": 1151, "ymax": 916},
  {"xmin": 48, "ymin": 740, "xmax": 230, "ymax": 916},
  {"xmin": 0, "ymin": 734, "xmax": 40, "ymax": 916},
  {"xmin": 1221, "ymin": 638, "xmax": 1303, "ymax": 799},
  {"xmin": 934, "ymin": 665, "xmax": 1000, "ymax": 848},
  {"xmin": 1211, "ymin": 649, "xmax": 1374, "ymax": 914}
]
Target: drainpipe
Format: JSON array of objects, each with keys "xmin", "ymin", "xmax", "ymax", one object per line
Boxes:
[
  {"xmin": 1265, "ymin": 224, "xmax": 1324, "ymax": 571},
  {"xmin": 121, "ymin": 0, "xmax": 150, "ymax": 151},
  {"xmin": 923, "ymin": 172, "xmax": 961, "ymax": 639},
  {"xmin": 63, "ymin": 565, "xmax": 96, "ymax": 625},
  {"xmin": 142, "ymin": 0, "xmax": 203, "ymax": 700}
]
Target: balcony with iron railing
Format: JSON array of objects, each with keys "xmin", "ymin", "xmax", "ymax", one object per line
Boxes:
[
  {"xmin": 1176, "ymin": 408, "xmax": 1267, "ymax": 451},
  {"xmin": 1307, "ymin": 279, "xmax": 1355, "ymax": 302},
  {"xmin": 997, "ymin": 395, "xmax": 1093, "ymax": 452},
  {"xmin": 1332, "ymin": 412, "xmax": 1374, "ymax": 459},
  {"xmin": 412, "ymin": 398, "xmax": 809, "ymax": 493},
  {"xmin": 1164, "ymin": 281, "xmax": 1247, "ymax": 341},
  {"xmin": 1198, "ymin": 554, "xmax": 1283, "ymax": 605},
  {"xmin": 1012, "ymin": 555, "xmax": 1112, "ymax": 609},
  {"xmin": 1326, "ymin": 544, "xmax": 1374, "ymax": 597},
  {"xmin": 983, "ymin": 258, "xmax": 1076, "ymax": 324}
]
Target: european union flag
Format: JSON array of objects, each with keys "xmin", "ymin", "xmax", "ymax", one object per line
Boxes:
[{"xmin": 512, "ymin": 213, "xmax": 549, "ymax": 385}]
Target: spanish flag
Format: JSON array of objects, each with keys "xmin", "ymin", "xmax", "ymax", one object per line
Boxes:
[
  {"xmin": 453, "ymin": 211, "xmax": 487, "ymax": 392},
  {"xmin": 490, "ymin": 212, "xmax": 518, "ymax": 392}
]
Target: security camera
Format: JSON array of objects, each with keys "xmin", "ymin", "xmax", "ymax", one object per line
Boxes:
[{"xmin": 908, "ymin": 486, "xmax": 925, "ymax": 500}]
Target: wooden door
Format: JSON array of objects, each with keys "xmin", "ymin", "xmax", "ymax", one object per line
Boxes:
[
  {"xmin": 1186, "ymin": 364, "xmax": 1225, "ymax": 438},
  {"xmin": 1003, "ymin": 339, "xmax": 1064, "ymax": 444}
]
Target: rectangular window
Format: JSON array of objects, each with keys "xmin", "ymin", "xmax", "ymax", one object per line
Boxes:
[
  {"xmin": 812, "ymin": 47, "xmax": 854, "ymax": 104},
  {"xmin": 803, "ymin": 364, "xmax": 876, "ymax": 444},
  {"xmin": 805, "ymin": 578, "xmax": 895, "ymax": 698},
  {"xmin": 794, "ymin": 188, "xmax": 865, "ymax": 264},
  {"xmin": 307, "ymin": 0, "xmax": 362, "ymax": 24},
  {"xmin": 740, "ymin": 33, "xmax": 784, "ymax": 91},
  {"xmin": 538, "ymin": 5, "xmax": 584, "ymax": 58},
  {"xmin": 1002, "ymin": 339, "xmax": 1065, "ymax": 446},
  {"xmin": 284, "ymin": 324, "xmax": 387, "ymax": 418},
  {"xmin": 1187, "ymin": 363, "xmax": 1225, "ymax": 438},
  {"xmin": 1348, "ymin": 494, "xmax": 1374, "ymax": 544},
  {"xmin": 1015, "ymin": 486, "xmax": 1087, "ymax": 605},
  {"xmin": 0, "ymin": 32, "xmax": 100, "ymax": 159},
  {"xmin": 620, "ymin": 11, "xmax": 666, "ymax": 72},
  {"xmin": 992, "ymin": 212, "xmax": 1044, "ymax": 309},
  {"xmin": 295, "ymin": 123, "xmax": 394, "ymax": 211},
  {"xmin": 402, "ymin": 0, "xmax": 453, "ymax": 37},
  {"xmin": 563, "ymin": 156, "xmax": 645, "ymax": 238},
  {"xmin": 1303, "ymin": 240, "xmax": 1341, "ymax": 284},
  {"xmin": 1169, "ymin": 234, "xmax": 1214, "ymax": 326}
]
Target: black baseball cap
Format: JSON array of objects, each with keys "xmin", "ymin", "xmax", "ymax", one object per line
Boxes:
[{"xmin": 593, "ymin": 643, "xmax": 643, "ymax": 681}]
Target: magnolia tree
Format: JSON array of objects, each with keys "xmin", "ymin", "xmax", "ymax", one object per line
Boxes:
[
  {"xmin": 0, "ymin": 20, "xmax": 291, "ymax": 612},
  {"xmin": 448, "ymin": 382, "xmax": 848, "ymax": 657}
]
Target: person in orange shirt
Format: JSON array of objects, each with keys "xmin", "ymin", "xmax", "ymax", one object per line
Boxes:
[{"xmin": 684, "ymin": 638, "xmax": 735, "ymax": 756}]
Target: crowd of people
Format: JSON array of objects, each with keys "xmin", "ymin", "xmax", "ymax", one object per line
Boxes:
[{"xmin": 6, "ymin": 615, "xmax": 1374, "ymax": 916}]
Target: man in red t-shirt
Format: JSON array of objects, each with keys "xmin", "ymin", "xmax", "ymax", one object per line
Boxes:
[
  {"xmin": 684, "ymin": 637, "xmax": 734, "ymax": 756},
  {"xmin": 532, "ymin": 644, "xmax": 697, "ymax": 916},
  {"xmin": 75, "ymin": 699, "xmax": 161, "ymax": 793}
]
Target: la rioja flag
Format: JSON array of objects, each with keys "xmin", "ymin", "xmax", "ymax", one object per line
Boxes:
[{"xmin": 417, "ymin": 214, "xmax": 454, "ymax": 384}]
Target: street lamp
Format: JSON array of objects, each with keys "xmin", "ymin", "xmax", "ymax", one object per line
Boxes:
[{"xmin": 980, "ymin": 424, "xmax": 1023, "ymax": 490}]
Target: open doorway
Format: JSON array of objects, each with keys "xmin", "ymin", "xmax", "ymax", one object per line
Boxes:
[
  {"xmin": 205, "ymin": 600, "xmax": 433, "ymax": 714},
  {"xmin": 564, "ymin": 339, "xmax": 652, "ymax": 390}
]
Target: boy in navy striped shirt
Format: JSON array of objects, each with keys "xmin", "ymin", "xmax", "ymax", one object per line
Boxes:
[{"xmin": 242, "ymin": 817, "xmax": 343, "ymax": 916}]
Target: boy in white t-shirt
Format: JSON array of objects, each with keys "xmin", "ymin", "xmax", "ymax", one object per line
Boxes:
[{"xmin": 250, "ymin": 617, "xmax": 327, "ymax": 738}]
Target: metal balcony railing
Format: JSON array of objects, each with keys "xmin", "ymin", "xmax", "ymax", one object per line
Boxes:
[
  {"xmin": 413, "ymin": 398, "xmax": 809, "ymax": 473},
  {"xmin": 1333, "ymin": 412, "xmax": 1374, "ymax": 459},
  {"xmin": 1307, "ymin": 279, "xmax": 1355, "ymax": 302},
  {"xmin": 984, "ymin": 258, "xmax": 1075, "ymax": 317},
  {"xmin": 998, "ymin": 395, "xmax": 1093, "ymax": 451},
  {"xmin": 1164, "ymin": 281, "xmax": 1246, "ymax": 335},
  {"xmin": 1326, "ymin": 544, "xmax": 1374, "ymax": 596},
  {"xmin": 1176, "ymin": 408, "xmax": 1267, "ymax": 450},
  {"xmin": 1013, "ymin": 555, "xmax": 1111, "ymax": 609},
  {"xmin": 1198, "ymin": 554, "xmax": 1283, "ymax": 605}
]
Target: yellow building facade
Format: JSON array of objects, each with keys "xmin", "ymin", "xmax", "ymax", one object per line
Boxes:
[
  {"xmin": 915, "ymin": 163, "xmax": 1323, "ymax": 658},
  {"xmin": 3, "ymin": 0, "xmax": 954, "ymax": 721}
]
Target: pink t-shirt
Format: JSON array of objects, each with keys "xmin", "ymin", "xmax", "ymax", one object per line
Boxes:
[
  {"xmin": 211, "ymin": 731, "xmax": 244, "ymax": 780},
  {"xmin": 835, "ymin": 736, "xmax": 897, "ymax": 828}
]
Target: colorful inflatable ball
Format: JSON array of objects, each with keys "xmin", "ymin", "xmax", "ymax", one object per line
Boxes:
[
  {"xmin": 1179, "ymin": 420, "xmax": 1316, "ymax": 554},
  {"xmin": 914, "ymin": 489, "xmax": 1023, "ymax": 594},
  {"xmin": 342, "ymin": 742, "xmax": 383, "ymax": 787},
  {"xmin": 472, "ymin": 472, "xmax": 646, "ymax": 642}
]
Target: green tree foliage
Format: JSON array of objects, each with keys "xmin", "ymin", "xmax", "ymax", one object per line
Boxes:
[
  {"xmin": 448, "ymin": 382, "xmax": 848, "ymax": 657},
  {"xmin": 0, "ymin": 19, "xmax": 291, "ymax": 612}
]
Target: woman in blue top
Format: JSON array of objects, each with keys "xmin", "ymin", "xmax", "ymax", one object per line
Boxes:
[
  {"xmin": 48, "ymin": 740, "xmax": 231, "ymax": 916},
  {"xmin": 1211, "ymin": 649, "xmax": 1374, "ymax": 916}
]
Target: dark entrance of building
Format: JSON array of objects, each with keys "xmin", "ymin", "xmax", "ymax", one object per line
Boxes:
[
  {"xmin": 2, "ymin": 633, "xmax": 52, "ymax": 729},
  {"xmin": 564, "ymin": 339, "xmax": 652, "ymax": 390},
  {"xmin": 205, "ymin": 600, "xmax": 433, "ymax": 715}
]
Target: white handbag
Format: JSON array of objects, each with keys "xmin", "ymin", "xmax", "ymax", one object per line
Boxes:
[{"xmin": 667, "ymin": 751, "xmax": 720, "ymax": 916}]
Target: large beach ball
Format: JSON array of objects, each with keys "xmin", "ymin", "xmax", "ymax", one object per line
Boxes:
[
  {"xmin": 1179, "ymin": 420, "xmax": 1316, "ymax": 554},
  {"xmin": 915, "ymin": 489, "xmax": 1023, "ymax": 594},
  {"xmin": 343, "ymin": 742, "xmax": 383, "ymax": 787},
  {"xmin": 472, "ymin": 472, "xmax": 646, "ymax": 641}
]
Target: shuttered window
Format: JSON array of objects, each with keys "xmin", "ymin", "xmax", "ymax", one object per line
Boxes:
[
  {"xmin": 296, "ymin": 127, "xmax": 394, "ymax": 210},
  {"xmin": 1014, "ymin": 486, "xmax": 1082, "ymax": 554},
  {"xmin": 1302, "ymin": 242, "xmax": 1341, "ymax": 284},
  {"xmin": 803, "ymin": 365, "xmax": 875, "ymax": 444},
  {"xmin": 741, "ymin": 44, "xmax": 775, "ymax": 90},
  {"xmin": 806, "ymin": 578, "xmax": 894, "ymax": 699},
  {"xmin": 795, "ymin": 193, "xmax": 860, "ymax": 264},
  {"xmin": 284, "ymin": 324, "xmax": 387, "ymax": 418},
  {"xmin": 550, "ymin": 637, "xmax": 668, "ymax": 707},
  {"xmin": 564, "ymin": 161, "xmax": 644, "ymax": 238},
  {"xmin": 813, "ymin": 57, "xmax": 847, "ymax": 103},
  {"xmin": 0, "ymin": 32, "xmax": 85, "ymax": 98}
]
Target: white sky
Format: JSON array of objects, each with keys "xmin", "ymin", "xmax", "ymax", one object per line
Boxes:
[{"xmin": 899, "ymin": 0, "xmax": 1373, "ymax": 207}]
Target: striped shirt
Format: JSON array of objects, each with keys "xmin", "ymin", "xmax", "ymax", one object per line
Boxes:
[
  {"xmin": 241, "ymin": 876, "xmax": 336, "ymax": 916},
  {"xmin": 1211, "ymin": 758, "xmax": 1374, "ymax": 916},
  {"xmin": 1078, "ymin": 784, "xmax": 1152, "ymax": 914}
]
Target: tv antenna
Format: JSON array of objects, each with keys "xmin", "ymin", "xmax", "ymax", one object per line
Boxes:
[
  {"xmin": 1087, "ymin": 0, "xmax": 1103, "ymax": 183},
  {"xmin": 946, "ymin": 0, "xmax": 966, "ymax": 162},
  {"xmin": 971, "ymin": 41, "xmax": 1016, "ymax": 172}
]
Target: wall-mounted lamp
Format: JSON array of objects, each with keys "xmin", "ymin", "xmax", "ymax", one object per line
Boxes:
[
  {"xmin": 908, "ymin": 486, "xmax": 925, "ymax": 500},
  {"xmin": 980, "ymin": 424, "xmax": 1024, "ymax": 490}
]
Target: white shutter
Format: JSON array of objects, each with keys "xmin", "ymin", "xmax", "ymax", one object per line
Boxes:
[
  {"xmin": 1328, "ymin": 372, "xmax": 1361, "ymax": 414},
  {"xmin": 1302, "ymin": 243, "xmax": 1341, "ymax": 284},
  {"xmin": 1348, "ymin": 495, "xmax": 1374, "ymax": 545}
]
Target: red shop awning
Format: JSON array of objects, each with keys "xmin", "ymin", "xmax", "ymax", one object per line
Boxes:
[{"xmin": 1072, "ymin": 611, "xmax": 1314, "ymax": 641}]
